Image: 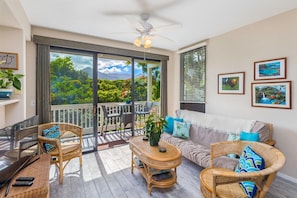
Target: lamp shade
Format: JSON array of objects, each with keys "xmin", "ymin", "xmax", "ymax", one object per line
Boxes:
[
  {"xmin": 144, "ymin": 36, "xmax": 152, "ymax": 48},
  {"xmin": 133, "ymin": 37, "xmax": 142, "ymax": 47}
]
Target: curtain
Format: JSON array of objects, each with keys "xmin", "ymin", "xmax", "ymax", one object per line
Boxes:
[{"xmin": 36, "ymin": 44, "xmax": 50, "ymax": 123}]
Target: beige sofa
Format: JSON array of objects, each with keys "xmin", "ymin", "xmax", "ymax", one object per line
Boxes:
[{"xmin": 161, "ymin": 109, "xmax": 274, "ymax": 170}]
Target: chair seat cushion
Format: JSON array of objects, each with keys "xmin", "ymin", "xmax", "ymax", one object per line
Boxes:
[{"xmin": 200, "ymin": 168, "xmax": 247, "ymax": 198}]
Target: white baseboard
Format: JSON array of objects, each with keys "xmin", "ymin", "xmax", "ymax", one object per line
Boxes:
[{"xmin": 277, "ymin": 172, "xmax": 297, "ymax": 184}]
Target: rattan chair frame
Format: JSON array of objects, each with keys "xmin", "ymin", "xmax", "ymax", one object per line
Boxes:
[
  {"xmin": 200, "ymin": 141, "xmax": 286, "ymax": 198},
  {"xmin": 38, "ymin": 122, "xmax": 83, "ymax": 184}
]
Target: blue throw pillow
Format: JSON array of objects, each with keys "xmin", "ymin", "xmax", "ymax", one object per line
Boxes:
[
  {"xmin": 227, "ymin": 133, "xmax": 240, "ymax": 158},
  {"xmin": 240, "ymin": 131, "xmax": 260, "ymax": 142},
  {"xmin": 235, "ymin": 146, "xmax": 265, "ymax": 198},
  {"xmin": 42, "ymin": 125, "xmax": 61, "ymax": 153},
  {"xmin": 172, "ymin": 121, "xmax": 191, "ymax": 139},
  {"xmin": 163, "ymin": 116, "xmax": 183, "ymax": 134}
]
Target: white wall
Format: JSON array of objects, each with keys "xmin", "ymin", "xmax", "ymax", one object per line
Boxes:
[
  {"xmin": 0, "ymin": 26, "xmax": 26, "ymax": 125},
  {"xmin": 206, "ymin": 8, "xmax": 297, "ymax": 180}
]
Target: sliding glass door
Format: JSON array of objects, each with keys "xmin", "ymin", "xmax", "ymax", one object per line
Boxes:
[{"xmin": 50, "ymin": 49, "xmax": 96, "ymax": 152}]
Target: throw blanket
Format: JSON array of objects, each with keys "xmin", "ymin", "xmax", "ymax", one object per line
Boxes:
[{"xmin": 176, "ymin": 110, "xmax": 256, "ymax": 134}]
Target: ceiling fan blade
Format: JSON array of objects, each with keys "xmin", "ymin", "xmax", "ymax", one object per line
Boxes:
[
  {"xmin": 136, "ymin": 0, "xmax": 182, "ymax": 13},
  {"xmin": 153, "ymin": 23, "xmax": 182, "ymax": 32},
  {"xmin": 151, "ymin": 13, "xmax": 180, "ymax": 25},
  {"xmin": 151, "ymin": 33, "xmax": 174, "ymax": 43}
]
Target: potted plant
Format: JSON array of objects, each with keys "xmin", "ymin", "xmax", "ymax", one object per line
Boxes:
[
  {"xmin": 145, "ymin": 113, "xmax": 167, "ymax": 146},
  {"xmin": 0, "ymin": 69, "xmax": 24, "ymax": 99}
]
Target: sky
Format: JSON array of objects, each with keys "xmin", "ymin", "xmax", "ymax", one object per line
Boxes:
[{"xmin": 50, "ymin": 52, "xmax": 144, "ymax": 80}]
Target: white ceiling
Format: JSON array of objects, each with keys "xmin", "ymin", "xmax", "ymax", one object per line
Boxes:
[{"xmin": 19, "ymin": 0, "xmax": 297, "ymax": 51}]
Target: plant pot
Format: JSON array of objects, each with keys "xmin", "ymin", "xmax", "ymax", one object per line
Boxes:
[
  {"xmin": 149, "ymin": 132, "xmax": 161, "ymax": 146},
  {"xmin": 0, "ymin": 89, "xmax": 13, "ymax": 99}
]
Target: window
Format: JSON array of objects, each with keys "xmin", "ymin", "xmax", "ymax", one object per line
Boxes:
[{"xmin": 180, "ymin": 46, "xmax": 206, "ymax": 103}]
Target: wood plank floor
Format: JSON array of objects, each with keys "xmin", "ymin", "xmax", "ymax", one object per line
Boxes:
[{"xmin": 49, "ymin": 143, "xmax": 297, "ymax": 198}]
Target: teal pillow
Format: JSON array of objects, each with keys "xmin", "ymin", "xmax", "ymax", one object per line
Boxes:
[
  {"xmin": 163, "ymin": 116, "xmax": 183, "ymax": 134},
  {"xmin": 42, "ymin": 125, "xmax": 61, "ymax": 153},
  {"xmin": 227, "ymin": 133, "xmax": 240, "ymax": 158},
  {"xmin": 235, "ymin": 146, "xmax": 265, "ymax": 198},
  {"xmin": 240, "ymin": 131, "xmax": 260, "ymax": 142},
  {"xmin": 172, "ymin": 120, "xmax": 190, "ymax": 139}
]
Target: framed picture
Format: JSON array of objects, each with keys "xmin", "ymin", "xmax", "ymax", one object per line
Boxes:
[
  {"xmin": 251, "ymin": 81, "xmax": 292, "ymax": 109},
  {"xmin": 0, "ymin": 52, "xmax": 19, "ymax": 70},
  {"xmin": 218, "ymin": 72, "xmax": 245, "ymax": 94},
  {"xmin": 254, "ymin": 57, "xmax": 286, "ymax": 80}
]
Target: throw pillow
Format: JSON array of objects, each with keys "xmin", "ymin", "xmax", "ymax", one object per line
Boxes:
[
  {"xmin": 235, "ymin": 146, "xmax": 265, "ymax": 198},
  {"xmin": 172, "ymin": 120, "xmax": 190, "ymax": 139},
  {"xmin": 240, "ymin": 131, "xmax": 260, "ymax": 142},
  {"xmin": 42, "ymin": 125, "xmax": 61, "ymax": 153},
  {"xmin": 227, "ymin": 133, "xmax": 240, "ymax": 158},
  {"xmin": 163, "ymin": 116, "xmax": 183, "ymax": 134}
]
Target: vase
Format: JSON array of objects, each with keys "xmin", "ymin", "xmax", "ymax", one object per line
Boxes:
[
  {"xmin": 149, "ymin": 132, "xmax": 161, "ymax": 146},
  {"xmin": 0, "ymin": 89, "xmax": 13, "ymax": 99}
]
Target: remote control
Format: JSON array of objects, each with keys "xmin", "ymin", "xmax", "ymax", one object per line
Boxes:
[
  {"xmin": 16, "ymin": 177, "xmax": 35, "ymax": 181},
  {"xmin": 12, "ymin": 181, "xmax": 33, "ymax": 187}
]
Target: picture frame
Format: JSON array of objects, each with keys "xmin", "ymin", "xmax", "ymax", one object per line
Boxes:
[
  {"xmin": 0, "ymin": 52, "xmax": 19, "ymax": 70},
  {"xmin": 251, "ymin": 81, "xmax": 292, "ymax": 109},
  {"xmin": 218, "ymin": 72, "xmax": 245, "ymax": 94},
  {"xmin": 254, "ymin": 57, "xmax": 286, "ymax": 80}
]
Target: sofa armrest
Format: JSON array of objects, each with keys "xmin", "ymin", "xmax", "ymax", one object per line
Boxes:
[{"xmin": 265, "ymin": 139, "xmax": 276, "ymax": 146}]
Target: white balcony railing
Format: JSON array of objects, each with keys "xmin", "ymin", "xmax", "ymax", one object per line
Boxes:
[{"xmin": 51, "ymin": 102, "xmax": 160, "ymax": 135}]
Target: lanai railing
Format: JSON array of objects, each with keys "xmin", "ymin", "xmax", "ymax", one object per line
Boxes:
[{"xmin": 51, "ymin": 102, "xmax": 160, "ymax": 135}]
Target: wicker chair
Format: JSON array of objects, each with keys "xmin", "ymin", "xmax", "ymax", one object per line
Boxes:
[
  {"xmin": 38, "ymin": 123, "xmax": 83, "ymax": 184},
  {"xmin": 200, "ymin": 141, "xmax": 286, "ymax": 198}
]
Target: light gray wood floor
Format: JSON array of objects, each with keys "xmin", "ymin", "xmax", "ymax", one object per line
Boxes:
[{"xmin": 49, "ymin": 143, "xmax": 297, "ymax": 198}]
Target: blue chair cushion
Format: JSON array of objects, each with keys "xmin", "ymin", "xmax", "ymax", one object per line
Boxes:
[
  {"xmin": 240, "ymin": 131, "xmax": 260, "ymax": 142},
  {"xmin": 172, "ymin": 121, "xmax": 191, "ymax": 139},
  {"xmin": 42, "ymin": 125, "xmax": 61, "ymax": 153},
  {"xmin": 235, "ymin": 146, "xmax": 265, "ymax": 198},
  {"xmin": 163, "ymin": 116, "xmax": 183, "ymax": 134}
]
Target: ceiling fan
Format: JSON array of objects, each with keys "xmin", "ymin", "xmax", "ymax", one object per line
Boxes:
[{"xmin": 103, "ymin": 0, "xmax": 181, "ymax": 48}]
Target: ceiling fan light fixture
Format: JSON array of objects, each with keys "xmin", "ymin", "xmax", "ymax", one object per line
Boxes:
[
  {"xmin": 133, "ymin": 37, "xmax": 142, "ymax": 47},
  {"xmin": 144, "ymin": 36, "xmax": 152, "ymax": 48}
]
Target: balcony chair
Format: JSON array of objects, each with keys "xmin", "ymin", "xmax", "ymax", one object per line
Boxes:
[
  {"xmin": 200, "ymin": 141, "xmax": 286, "ymax": 198},
  {"xmin": 38, "ymin": 122, "xmax": 83, "ymax": 184},
  {"xmin": 135, "ymin": 101, "xmax": 153, "ymax": 126},
  {"xmin": 4, "ymin": 115, "xmax": 39, "ymax": 160},
  {"xmin": 5, "ymin": 126, "xmax": 39, "ymax": 160},
  {"xmin": 100, "ymin": 105, "xmax": 121, "ymax": 135}
]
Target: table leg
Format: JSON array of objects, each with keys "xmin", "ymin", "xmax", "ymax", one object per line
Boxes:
[{"xmin": 131, "ymin": 152, "xmax": 134, "ymax": 174}]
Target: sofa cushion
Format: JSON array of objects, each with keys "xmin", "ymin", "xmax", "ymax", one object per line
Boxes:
[
  {"xmin": 240, "ymin": 131, "xmax": 260, "ymax": 142},
  {"xmin": 250, "ymin": 121, "xmax": 270, "ymax": 142},
  {"xmin": 176, "ymin": 109, "xmax": 256, "ymax": 134},
  {"xmin": 173, "ymin": 121, "xmax": 191, "ymax": 139},
  {"xmin": 163, "ymin": 116, "xmax": 183, "ymax": 134},
  {"xmin": 190, "ymin": 125, "xmax": 228, "ymax": 148}
]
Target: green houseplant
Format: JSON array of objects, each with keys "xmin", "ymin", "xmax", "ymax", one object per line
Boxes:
[
  {"xmin": 145, "ymin": 113, "xmax": 167, "ymax": 146},
  {"xmin": 0, "ymin": 69, "xmax": 24, "ymax": 98}
]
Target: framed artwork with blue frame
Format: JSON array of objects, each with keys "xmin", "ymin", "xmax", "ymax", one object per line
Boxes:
[
  {"xmin": 254, "ymin": 57, "xmax": 286, "ymax": 80},
  {"xmin": 251, "ymin": 81, "xmax": 292, "ymax": 109}
]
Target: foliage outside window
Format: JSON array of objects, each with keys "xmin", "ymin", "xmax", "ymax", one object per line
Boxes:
[
  {"xmin": 50, "ymin": 51, "xmax": 162, "ymax": 105},
  {"xmin": 180, "ymin": 46, "xmax": 206, "ymax": 102}
]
